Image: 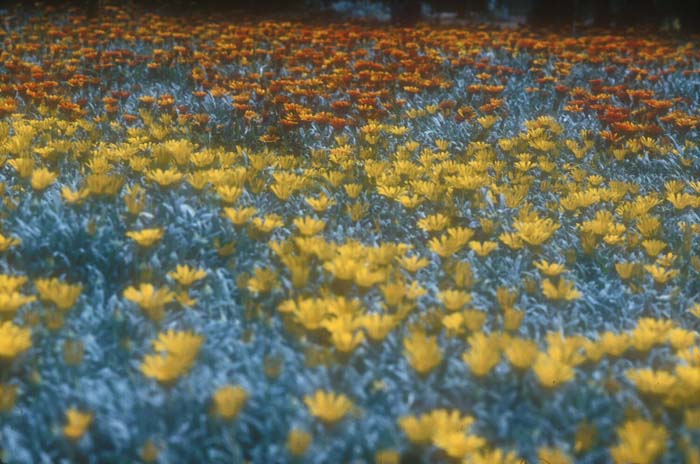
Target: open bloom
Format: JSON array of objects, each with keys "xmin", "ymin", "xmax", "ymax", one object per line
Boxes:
[
  {"xmin": 304, "ymin": 390, "xmax": 353, "ymax": 425},
  {"xmin": 126, "ymin": 228, "xmax": 164, "ymax": 247},
  {"xmin": 140, "ymin": 330, "xmax": 204, "ymax": 386},
  {"xmin": 123, "ymin": 284, "xmax": 175, "ymax": 322},
  {"xmin": 168, "ymin": 265, "xmax": 207, "ymax": 287},
  {"xmin": 30, "ymin": 167, "xmax": 57, "ymax": 191},
  {"xmin": 35, "ymin": 278, "xmax": 82, "ymax": 311}
]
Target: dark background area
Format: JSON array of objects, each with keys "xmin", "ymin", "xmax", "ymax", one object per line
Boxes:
[{"xmin": 9, "ymin": 0, "xmax": 700, "ymax": 31}]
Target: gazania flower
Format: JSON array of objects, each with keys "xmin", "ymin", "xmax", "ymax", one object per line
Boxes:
[
  {"xmin": 145, "ymin": 168, "xmax": 183, "ymax": 187},
  {"xmin": 34, "ymin": 278, "xmax": 82, "ymax": 311},
  {"xmin": 0, "ymin": 234, "xmax": 21, "ymax": 252},
  {"xmin": 222, "ymin": 206, "xmax": 257, "ymax": 226},
  {"xmin": 533, "ymin": 260, "xmax": 566, "ymax": 277},
  {"xmin": 610, "ymin": 419, "xmax": 667, "ymax": 464},
  {"xmin": 532, "ymin": 353, "xmax": 575, "ymax": 388},
  {"xmin": 30, "ymin": 167, "xmax": 57, "ymax": 191},
  {"xmin": 304, "ymin": 390, "xmax": 353, "ymax": 425},
  {"xmin": 141, "ymin": 330, "xmax": 203, "ymax": 386},
  {"xmin": 126, "ymin": 228, "xmax": 163, "ymax": 247},
  {"xmin": 63, "ymin": 408, "xmax": 93, "ymax": 441},
  {"xmin": 0, "ymin": 384, "xmax": 18, "ymax": 412},
  {"xmin": 123, "ymin": 284, "xmax": 175, "ymax": 322},
  {"xmin": 211, "ymin": 385, "xmax": 248, "ymax": 420},
  {"xmin": 0, "ymin": 292, "xmax": 36, "ymax": 318},
  {"xmin": 168, "ymin": 265, "xmax": 207, "ymax": 287},
  {"xmin": 403, "ymin": 329, "xmax": 443, "ymax": 375},
  {"xmin": 293, "ymin": 216, "xmax": 326, "ymax": 236},
  {"xmin": 541, "ymin": 278, "xmax": 581, "ymax": 301},
  {"xmin": 286, "ymin": 428, "xmax": 312, "ymax": 457},
  {"xmin": 0, "ymin": 321, "xmax": 32, "ymax": 360}
]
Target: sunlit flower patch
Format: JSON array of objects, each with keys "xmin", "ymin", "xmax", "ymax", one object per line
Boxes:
[{"xmin": 0, "ymin": 2, "xmax": 699, "ymax": 462}]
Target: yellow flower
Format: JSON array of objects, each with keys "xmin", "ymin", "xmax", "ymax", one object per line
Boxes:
[
  {"xmin": 503, "ymin": 306, "xmax": 524, "ymax": 331},
  {"xmin": 63, "ymin": 408, "xmax": 93, "ymax": 441},
  {"xmin": 468, "ymin": 240, "xmax": 499, "ymax": 257},
  {"xmin": 293, "ymin": 216, "xmax": 326, "ymax": 236},
  {"xmin": 469, "ymin": 449, "xmax": 522, "ymax": 464},
  {"xmin": 145, "ymin": 167, "xmax": 183, "ymax": 187},
  {"xmin": 513, "ymin": 216, "xmax": 560, "ymax": 246},
  {"xmin": 30, "ymin": 167, "xmax": 57, "ymax": 191},
  {"xmin": 251, "ymin": 214, "xmax": 284, "ymax": 233},
  {"xmin": 141, "ymin": 330, "xmax": 203, "ymax": 386},
  {"xmin": 216, "ymin": 185, "xmax": 243, "ymax": 204},
  {"xmin": 403, "ymin": 329, "xmax": 443, "ymax": 375},
  {"xmin": 330, "ymin": 329, "xmax": 365, "ymax": 353},
  {"xmin": 34, "ymin": 278, "xmax": 82, "ymax": 311},
  {"xmin": 0, "ymin": 292, "xmax": 36, "ymax": 317},
  {"xmin": 462, "ymin": 333, "xmax": 501, "ymax": 377},
  {"xmin": 286, "ymin": 428, "xmax": 312, "ymax": 457},
  {"xmin": 61, "ymin": 186, "xmax": 90, "ymax": 204},
  {"xmin": 152, "ymin": 329, "xmax": 204, "ymax": 362},
  {"xmin": 442, "ymin": 312, "xmax": 466, "ymax": 335},
  {"xmin": 126, "ymin": 228, "xmax": 164, "ymax": 247},
  {"xmin": 398, "ymin": 413, "xmax": 434, "ymax": 445},
  {"xmin": 534, "ymin": 259, "xmax": 566, "ymax": 277},
  {"xmin": 123, "ymin": 284, "xmax": 175, "ymax": 322},
  {"xmin": 433, "ymin": 432, "xmax": 485, "ymax": 459},
  {"xmin": 504, "ymin": 338, "xmax": 539, "ymax": 370},
  {"xmin": 532, "ymin": 353, "xmax": 575, "ymax": 388},
  {"xmin": 537, "ymin": 447, "xmax": 572, "ymax": 464},
  {"xmin": 305, "ymin": 193, "xmax": 335, "ymax": 213},
  {"xmin": 168, "ymin": 265, "xmax": 207, "ymax": 287},
  {"xmin": 641, "ymin": 239, "xmax": 667, "ymax": 257},
  {"xmin": 375, "ymin": 449, "xmax": 400, "ymax": 464},
  {"xmin": 610, "ymin": 419, "xmax": 667, "ymax": 464},
  {"xmin": 438, "ymin": 289, "xmax": 472, "ymax": 311},
  {"xmin": 222, "ymin": 206, "xmax": 257, "ymax": 226},
  {"xmin": 615, "ymin": 261, "xmax": 637, "ymax": 280},
  {"xmin": 685, "ymin": 409, "xmax": 700, "ymax": 429},
  {"xmin": 499, "ymin": 232, "xmax": 524, "ymax": 250},
  {"xmin": 398, "ymin": 409, "xmax": 474, "ymax": 446},
  {"xmin": 667, "ymin": 328, "xmax": 696, "ymax": 350},
  {"xmin": 541, "ymin": 278, "xmax": 581, "ymax": 301},
  {"xmin": 140, "ymin": 353, "xmax": 190, "ymax": 385},
  {"xmin": 0, "ymin": 275, "xmax": 27, "ymax": 293},
  {"xmin": 599, "ymin": 331, "xmax": 630, "ymax": 357},
  {"xmin": 211, "ymin": 385, "xmax": 248, "ymax": 420},
  {"xmin": 0, "ymin": 234, "xmax": 21, "ymax": 252},
  {"xmin": 398, "ymin": 255, "xmax": 430, "ymax": 273},
  {"xmin": 0, "ymin": 321, "xmax": 32, "ymax": 360},
  {"xmin": 417, "ymin": 213, "xmax": 450, "ymax": 233},
  {"xmin": 304, "ymin": 390, "xmax": 353, "ymax": 425},
  {"xmin": 360, "ymin": 314, "xmax": 397, "ymax": 341},
  {"xmin": 124, "ymin": 184, "xmax": 146, "ymax": 214},
  {"xmin": 247, "ymin": 267, "xmax": 278, "ymax": 294},
  {"xmin": 643, "ymin": 264, "xmax": 679, "ymax": 284},
  {"xmin": 0, "ymin": 384, "xmax": 18, "ymax": 412}
]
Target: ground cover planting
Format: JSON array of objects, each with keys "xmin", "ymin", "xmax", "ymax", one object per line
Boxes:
[{"xmin": 0, "ymin": 2, "xmax": 699, "ymax": 462}]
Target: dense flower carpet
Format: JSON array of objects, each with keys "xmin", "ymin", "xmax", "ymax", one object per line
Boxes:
[{"xmin": 0, "ymin": 3, "xmax": 699, "ymax": 463}]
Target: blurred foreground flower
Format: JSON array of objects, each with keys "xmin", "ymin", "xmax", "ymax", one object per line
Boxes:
[
  {"xmin": 0, "ymin": 321, "xmax": 32, "ymax": 360},
  {"xmin": 63, "ymin": 408, "xmax": 93, "ymax": 441},
  {"xmin": 211, "ymin": 385, "xmax": 248, "ymax": 420}
]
